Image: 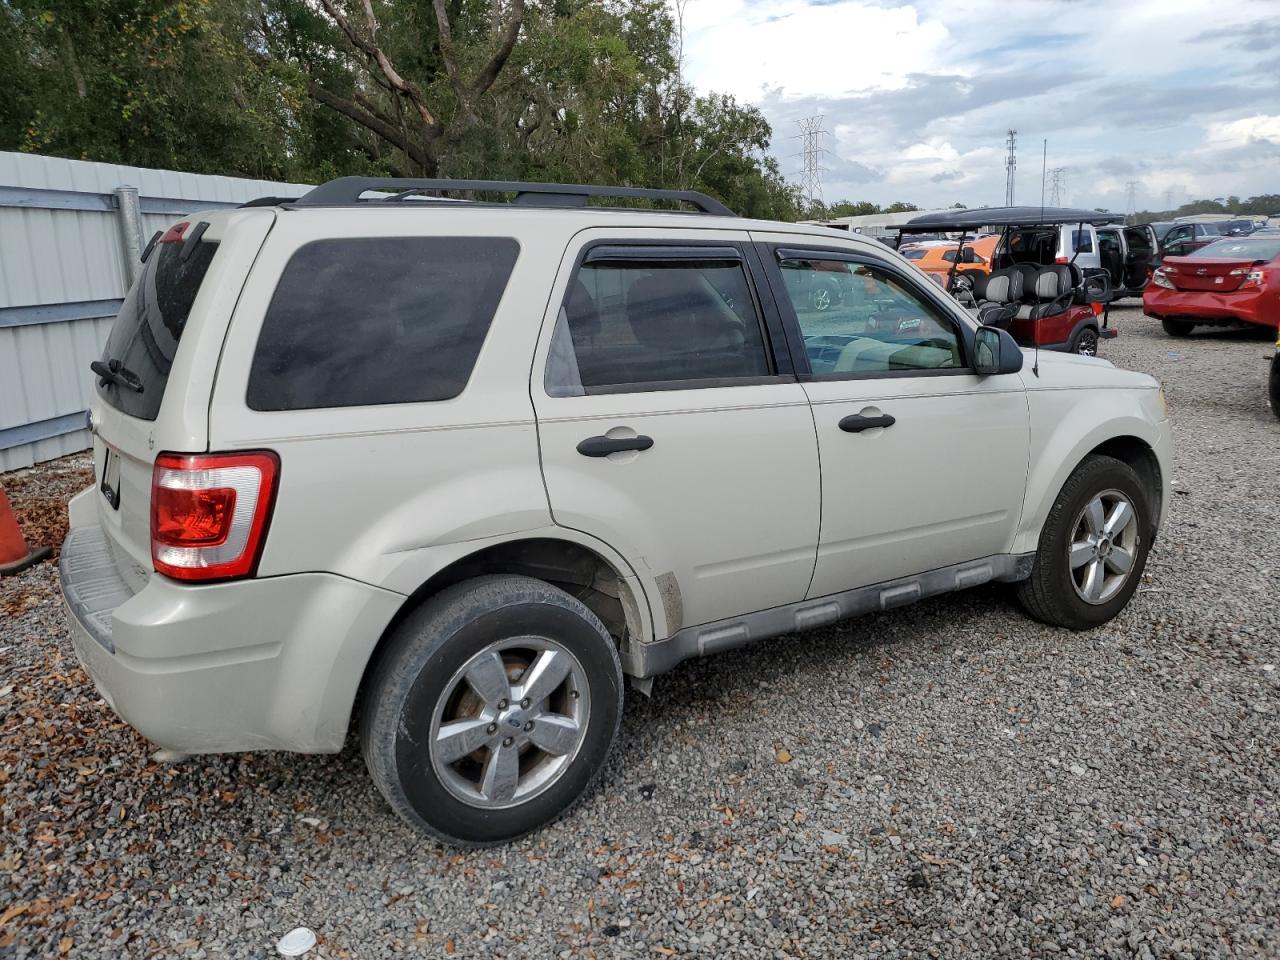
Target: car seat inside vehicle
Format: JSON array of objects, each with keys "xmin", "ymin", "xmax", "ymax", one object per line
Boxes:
[{"xmin": 551, "ymin": 263, "xmax": 769, "ymax": 390}]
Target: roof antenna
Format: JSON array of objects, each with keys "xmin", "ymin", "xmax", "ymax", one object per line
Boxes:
[{"xmin": 1033, "ymin": 137, "xmax": 1047, "ymax": 378}]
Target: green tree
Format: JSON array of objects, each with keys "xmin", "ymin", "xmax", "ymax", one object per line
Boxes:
[
  {"xmin": 0, "ymin": 0, "xmax": 811, "ymax": 219},
  {"xmin": 1, "ymin": 0, "xmax": 309, "ymax": 178}
]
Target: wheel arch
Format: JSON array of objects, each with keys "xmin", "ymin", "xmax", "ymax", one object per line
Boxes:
[
  {"xmin": 1015, "ymin": 415, "xmax": 1165, "ymax": 556},
  {"xmin": 355, "ymin": 534, "xmax": 653, "ymax": 718}
]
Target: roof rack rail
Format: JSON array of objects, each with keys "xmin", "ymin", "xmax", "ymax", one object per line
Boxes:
[
  {"xmin": 292, "ymin": 177, "xmax": 735, "ymax": 216},
  {"xmin": 239, "ymin": 195, "xmax": 305, "ymax": 208}
]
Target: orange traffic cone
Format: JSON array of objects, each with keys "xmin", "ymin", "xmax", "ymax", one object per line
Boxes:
[{"xmin": 0, "ymin": 486, "xmax": 52, "ymax": 576}]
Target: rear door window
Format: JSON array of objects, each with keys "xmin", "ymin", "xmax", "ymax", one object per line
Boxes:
[
  {"xmin": 544, "ymin": 253, "xmax": 772, "ymax": 395},
  {"xmin": 1071, "ymin": 229, "xmax": 1094, "ymax": 254},
  {"xmin": 1123, "ymin": 227, "xmax": 1151, "ymax": 255},
  {"xmin": 247, "ymin": 237, "xmax": 519, "ymax": 410},
  {"xmin": 97, "ymin": 230, "xmax": 217, "ymax": 421}
]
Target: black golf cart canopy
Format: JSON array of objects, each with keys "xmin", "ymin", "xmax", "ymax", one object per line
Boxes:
[{"xmin": 897, "ymin": 206, "xmax": 1124, "ymax": 233}]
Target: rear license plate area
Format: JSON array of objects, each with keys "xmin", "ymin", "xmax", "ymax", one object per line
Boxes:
[{"xmin": 100, "ymin": 447, "xmax": 122, "ymax": 511}]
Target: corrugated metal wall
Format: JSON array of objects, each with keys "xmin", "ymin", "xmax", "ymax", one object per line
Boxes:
[{"xmin": 0, "ymin": 152, "xmax": 310, "ymax": 472}]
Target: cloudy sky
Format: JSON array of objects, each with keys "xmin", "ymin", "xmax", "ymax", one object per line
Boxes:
[{"xmin": 678, "ymin": 0, "xmax": 1280, "ymax": 211}]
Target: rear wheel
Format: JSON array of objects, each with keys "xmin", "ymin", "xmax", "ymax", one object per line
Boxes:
[
  {"xmin": 1161, "ymin": 317, "xmax": 1194, "ymax": 337},
  {"xmin": 1016, "ymin": 455, "xmax": 1153, "ymax": 630},
  {"xmin": 360, "ymin": 574, "xmax": 623, "ymax": 845},
  {"xmin": 1070, "ymin": 326, "xmax": 1100, "ymax": 357}
]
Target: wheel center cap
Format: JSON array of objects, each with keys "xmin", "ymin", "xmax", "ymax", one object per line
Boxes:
[{"xmin": 500, "ymin": 706, "xmax": 528, "ymax": 729}]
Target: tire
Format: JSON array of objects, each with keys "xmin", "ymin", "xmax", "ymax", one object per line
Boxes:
[
  {"xmin": 360, "ymin": 574, "xmax": 624, "ymax": 846},
  {"xmin": 1069, "ymin": 325, "xmax": 1100, "ymax": 357},
  {"xmin": 1162, "ymin": 317, "xmax": 1194, "ymax": 337},
  {"xmin": 1016, "ymin": 455, "xmax": 1153, "ymax": 631},
  {"xmin": 1269, "ymin": 353, "xmax": 1280, "ymax": 421}
]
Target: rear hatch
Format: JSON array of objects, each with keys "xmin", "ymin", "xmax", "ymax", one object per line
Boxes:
[{"xmin": 89, "ymin": 209, "xmax": 274, "ymax": 590}]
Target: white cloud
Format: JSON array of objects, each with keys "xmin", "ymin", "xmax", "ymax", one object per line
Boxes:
[
  {"xmin": 682, "ymin": 0, "xmax": 950, "ymax": 101},
  {"xmin": 1207, "ymin": 115, "xmax": 1280, "ymax": 147},
  {"xmin": 677, "ymin": 0, "xmax": 1280, "ymax": 208}
]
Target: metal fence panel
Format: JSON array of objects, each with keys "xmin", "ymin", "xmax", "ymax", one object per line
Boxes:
[{"xmin": 0, "ymin": 151, "xmax": 309, "ymax": 472}]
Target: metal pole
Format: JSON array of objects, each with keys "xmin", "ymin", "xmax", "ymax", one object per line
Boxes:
[{"xmin": 113, "ymin": 186, "xmax": 144, "ymax": 286}]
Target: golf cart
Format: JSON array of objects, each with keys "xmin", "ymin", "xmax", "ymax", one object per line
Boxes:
[{"xmin": 896, "ymin": 206, "xmax": 1122, "ymax": 356}]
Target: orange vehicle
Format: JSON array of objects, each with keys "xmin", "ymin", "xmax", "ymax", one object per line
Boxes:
[{"xmin": 900, "ymin": 235, "xmax": 999, "ymax": 284}]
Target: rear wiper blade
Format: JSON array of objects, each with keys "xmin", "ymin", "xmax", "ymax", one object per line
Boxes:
[{"xmin": 90, "ymin": 358, "xmax": 144, "ymax": 393}]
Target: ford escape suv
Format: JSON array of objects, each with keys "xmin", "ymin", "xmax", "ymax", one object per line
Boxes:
[{"xmin": 61, "ymin": 177, "xmax": 1172, "ymax": 845}]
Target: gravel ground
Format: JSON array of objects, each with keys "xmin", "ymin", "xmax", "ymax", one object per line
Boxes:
[{"xmin": 2, "ymin": 306, "xmax": 1278, "ymax": 959}]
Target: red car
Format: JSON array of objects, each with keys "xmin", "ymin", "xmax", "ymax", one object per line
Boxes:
[{"xmin": 1144, "ymin": 235, "xmax": 1280, "ymax": 336}]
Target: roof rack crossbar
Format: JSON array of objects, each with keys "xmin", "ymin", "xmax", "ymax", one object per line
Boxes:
[{"xmin": 294, "ymin": 177, "xmax": 735, "ymax": 216}]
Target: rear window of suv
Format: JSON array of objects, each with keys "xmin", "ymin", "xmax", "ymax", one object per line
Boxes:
[
  {"xmin": 97, "ymin": 230, "xmax": 217, "ymax": 421},
  {"xmin": 247, "ymin": 237, "xmax": 519, "ymax": 411}
]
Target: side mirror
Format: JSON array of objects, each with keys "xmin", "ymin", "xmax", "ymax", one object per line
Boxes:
[{"xmin": 974, "ymin": 325, "xmax": 1024, "ymax": 376}]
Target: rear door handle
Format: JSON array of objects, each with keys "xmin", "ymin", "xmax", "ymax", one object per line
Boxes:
[
  {"xmin": 839, "ymin": 414, "xmax": 896, "ymax": 433},
  {"xmin": 576, "ymin": 435, "xmax": 654, "ymax": 457}
]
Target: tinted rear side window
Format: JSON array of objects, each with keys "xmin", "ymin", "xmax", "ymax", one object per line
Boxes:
[
  {"xmin": 247, "ymin": 237, "xmax": 519, "ymax": 410},
  {"xmin": 97, "ymin": 235, "xmax": 218, "ymax": 421}
]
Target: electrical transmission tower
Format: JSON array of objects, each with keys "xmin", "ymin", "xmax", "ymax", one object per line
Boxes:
[
  {"xmin": 1004, "ymin": 130, "xmax": 1017, "ymax": 206},
  {"xmin": 1124, "ymin": 180, "xmax": 1139, "ymax": 220},
  {"xmin": 1048, "ymin": 167, "xmax": 1066, "ymax": 206},
  {"xmin": 794, "ymin": 116, "xmax": 827, "ymax": 207}
]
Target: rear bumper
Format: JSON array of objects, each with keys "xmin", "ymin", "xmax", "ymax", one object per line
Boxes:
[
  {"xmin": 1143, "ymin": 286, "xmax": 1280, "ymax": 328},
  {"xmin": 59, "ymin": 525, "xmax": 403, "ymax": 754}
]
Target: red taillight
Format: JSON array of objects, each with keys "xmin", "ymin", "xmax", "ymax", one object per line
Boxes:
[
  {"xmin": 151, "ymin": 451, "xmax": 279, "ymax": 582},
  {"xmin": 1055, "ymin": 256, "xmax": 1069, "ymax": 264},
  {"xmin": 1241, "ymin": 268, "xmax": 1267, "ymax": 290},
  {"xmin": 158, "ymin": 222, "xmax": 190, "ymax": 244},
  {"xmin": 1091, "ymin": 301, "xmax": 1104, "ymax": 316}
]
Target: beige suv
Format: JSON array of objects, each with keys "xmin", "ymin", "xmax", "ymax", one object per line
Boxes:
[{"xmin": 61, "ymin": 177, "xmax": 1172, "ymax": 844}]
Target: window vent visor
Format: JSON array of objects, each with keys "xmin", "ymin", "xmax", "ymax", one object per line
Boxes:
[{"xmin": 151, "ymin": 451, "xmax": 279, "ymax": 581}]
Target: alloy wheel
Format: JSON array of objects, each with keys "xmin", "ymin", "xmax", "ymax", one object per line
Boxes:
[
  {"xmin": 1076, "ymin": 330, "xmax": 1099, "ymax": 356},
  {"xmin": 429, "ymin": 638, "xmax": 591, "ymax": 809},
  {"xmin": 1068, "ymin": 489, "xmax": 1140, "ymax": 605}
]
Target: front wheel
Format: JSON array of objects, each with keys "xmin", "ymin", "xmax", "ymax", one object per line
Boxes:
[
  {"xmin": 1016, "ymin": 455, "xmax": 1153, "ymax": 630},
  {"xmin": 360, "ymin": 574, "xmax": 623, "ymax": 845},
  {"xmin": 1162, "ymin": 317, "xmax": 1194, "ymax": 337}
]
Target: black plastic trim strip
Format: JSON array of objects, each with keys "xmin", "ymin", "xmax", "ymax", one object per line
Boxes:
[
  {"xmin": 584, "ymin": 244, "xmax": 742, "ymax": 264},
  {"xmin": 621, "ymin": 552, "xmax": 1035, "ymax": 677}
]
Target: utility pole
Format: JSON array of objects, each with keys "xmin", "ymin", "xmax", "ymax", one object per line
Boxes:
[
  {"xmin": 794, "ymin": 116, "xmax": 827, "ymax": 208},
  {"xmin": 1048, "ymin": 167, "xmax": 1066, "ymax": 206},
  {"xmin": 1164, "ymin": 187, "xmax": 1175, "ymax": 212},
  {"xmin": 1124, "ymin": 180, "xmax": 1139, "ymax": 221},
  {"xmin": 1004, "ymin": 129, "xmax": 1017, "ymax": 206}
]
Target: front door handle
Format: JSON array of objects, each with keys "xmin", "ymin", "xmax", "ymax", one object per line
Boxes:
[
  {"xmin": 576, "ymin": 435, "xmax": 655, "ymax": 457},
  {"xmin": 839, "ymin": 413, "xmax": 896, "ymax": 433}
]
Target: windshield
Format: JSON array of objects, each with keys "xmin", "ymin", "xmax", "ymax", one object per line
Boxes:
[
  {"xmin": 97, "ymin": 231, "xmax": 218, "ymax": 420},
  {"xmin": 901, "ymin": 248, "xmax": 927, "ymax": 260},
  {"xmin": 1191, "ymin": 238, "xmax": 1280, "ymax": 260}
]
